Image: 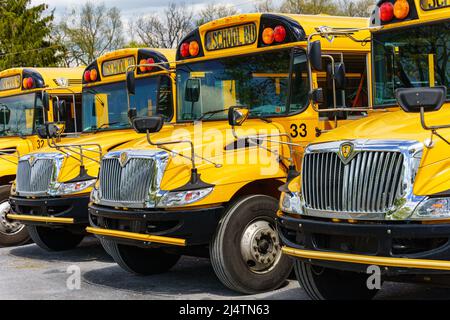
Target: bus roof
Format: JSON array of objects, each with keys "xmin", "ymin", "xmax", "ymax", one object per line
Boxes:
[
  {"xmin": 177, "ymin": 13, "xmax": 371, "ymax": 62},
  {"xmin": 83, "ymin": 48, "xmax": 176, "ymax": 87},
  {"xmin": 0, "ymin": 67, "xmax": 85, "ymax": 97}
]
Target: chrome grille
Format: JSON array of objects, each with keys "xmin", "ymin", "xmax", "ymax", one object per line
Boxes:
[
  {"xmin": 99, "ymin": 158, "xmax": 154, "ymax": 203},
  {"xmin": 16, "ymin": 159, "xmax": 54, "ymax": 194},
  {"xmin": 302, "ymin": 151, "xmax": 404, "ymax": 213}
]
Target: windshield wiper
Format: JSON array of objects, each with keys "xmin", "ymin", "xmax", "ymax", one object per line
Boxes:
[
  {"xmin": 197, "ymin": 108, "xmax": 230, "ymax": 121},
  {"xmin": 93, "ymin": 122, "xmax": 130, "ymax": 133},
  {"xmin": 84, "ymin": 88, "xmax": 105, "ymax": 107}
]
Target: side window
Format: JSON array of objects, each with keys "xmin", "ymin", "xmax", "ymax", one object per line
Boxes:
[
  {"xmin": 157, "ymin": 75, "xmax": 173, "ymax": 121},
  {"xmin": 318, "ymin": 53, "xmax": 369, "ymax": 119},
  {"xmin": 53, "ymin": 95, "xmax": 81, "ymax": 133}
]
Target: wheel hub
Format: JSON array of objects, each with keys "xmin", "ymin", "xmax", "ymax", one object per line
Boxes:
[
  {"xmin": 0, "ymin": 201, "xmax": 24, "ymax": 235},
  {"xmin": 240, "ymin": 219, "xmax": 282, "ymax": 274}
]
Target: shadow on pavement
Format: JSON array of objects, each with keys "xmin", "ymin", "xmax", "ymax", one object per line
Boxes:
[
  {"xmin": 376, "ymin": 282, "xmax": 450, "ymax": 300},
  {"xmin": 7, "ymin": 236, "xmax": 113, "ymax": 263},
  {"xmin": 82, "ymin": 256, "xmax": 244, "ymax": 298}
]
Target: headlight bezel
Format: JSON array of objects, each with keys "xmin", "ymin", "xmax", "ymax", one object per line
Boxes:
[
  {"xmin": 411, "ymin": 197, "xmax": 450, "ymax": 220},
  {"xmin": 157, "ymin": 187, "xmax": 214, "ymax": 208},
  {"xmin": 49, "ymin": 179, "xmax": 97, "ymax": 196},
  {"xmin": 279, "ymin": 191, "xmax": 303, "ymax": 215}
]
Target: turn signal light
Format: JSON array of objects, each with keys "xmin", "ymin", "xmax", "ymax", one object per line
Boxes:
[
  {"xmin": 262, "ymin": 27, "xmax": 274, "ymax": 45},
  {"xmin": 393, "ymin": 0, "xmax": 409, "ymax": 19},
  {"xmin": 189, "ymin": 41, "xmax": 200, "ymax": 57},
  {"xmin": 22, "ymin": 77, "xmax": 34, "ymax": 89},
  {"xmin": 379, "ymin": 2, "xmax": 394, "ymax": 22},
  {"xmin": 90, "ymin": 69, "xmax": 98, "ymax": 81}
]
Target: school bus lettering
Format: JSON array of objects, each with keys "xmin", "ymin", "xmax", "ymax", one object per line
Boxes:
[
  {"xmin": 290, "ymin": 123, "xmax": 307, "ymax": 138},
  {"xmin": 0, "ymin": 75, "xmax": 21, "ymax": 91},
  {"xmin": 421, "ymin": 0, "xmax": 449, "ymax": 9},
  {"xmin": 102, "ymin": 56, "xmax": 136, "ymax": 77},
  {"xmin": 205, "ymin": 23, "xmax": 257, "ymax": 51}
]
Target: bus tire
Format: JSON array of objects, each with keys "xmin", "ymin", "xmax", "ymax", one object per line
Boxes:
[
  {"xmin": 0, "ymin": 185, "xmax": 30, "ymax": 247},
  {"xmin": 210, "ymin": 195, "xmax": 293, "ymax": 294},
  {"xmin": 295, "ymin": 260, "xmax": 380, "ymax": 300},
  {"xmin": 99, "ymin": 238, "xmax": 115, "ymax": 257},
  {"xmin": 28, "ymin": 225, "xmax": 84, "ymax": 251},
  {"xmin": 109, "ymin": 243, "xmax": 180, "ymax": 275}
]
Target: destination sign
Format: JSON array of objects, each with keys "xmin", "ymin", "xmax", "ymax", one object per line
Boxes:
[
  {"xmin": 0, "ymin": 75, "xmax": 21, "ymax": 91},
  {"xmin": 205, "ymin": 23, "xmax": 257, "ymax": 51},
  {"xmin": 102, "ymin": 56, "xmax": 136, "ymax": 77},
  {"xmin": 421, "ymin": 0, "xmax": 449, "ymax": 10}
]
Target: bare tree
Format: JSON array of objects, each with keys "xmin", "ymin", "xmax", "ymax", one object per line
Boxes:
[
  {"xmin": 337, "ymin": 0, "xmax": 375, "ymax": 17},
  {"xmin": 254, "ymin": 0, "xmax": 279, "ymax": 12},
  {"xmin": 280, "ymin": 0, "xmax": 337, "ymax": 14},
  {"xmin": 58, "ymin": 2, "xmax": 124, "ymax": 66},
  {"xmin": 196, "ymin": 4, "xmax": 239, "ymax": 26},
  {"xmin": 132, "ymin": 3, "xmax": 194, "ymax": 49}
]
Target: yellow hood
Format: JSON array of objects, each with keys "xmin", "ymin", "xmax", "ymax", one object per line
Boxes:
[
  {"xmin": 111, "ymin": 120, "xmax": 289, "ymax": 191},
  {"xmin": 0, "ymin": 136, "xmax": 32, "ymax": 177}
]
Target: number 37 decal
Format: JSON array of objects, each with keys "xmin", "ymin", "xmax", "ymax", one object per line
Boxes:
[
  {"xmin": 290, "ymin": 123, "xmax": 307, "ymax": 138},
  {"xmin": 36, "ymin": 139, "xmax": 45, "ymax": 149}
]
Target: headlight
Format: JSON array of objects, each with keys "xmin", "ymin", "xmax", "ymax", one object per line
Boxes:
[
  {"xmin": 279, "ymin": 191, "xmax": 303, "ymax": 214},
  {"xmin": 158, "ymin": 187, "xmax": 213, "ymax": 208},
  {"xmin": 49, "ymin": 179, "xmax": 96, "ymax": 196},
  {"xmin": 412, "ymin": 197, "xmax": 450, "ymax": 220},
  {"xmin": 90, "ymin": 183, "xmax": 100, "ymax": 203},
  {"xmin": 10, "ymin": 181, "xmax": 17, "ymax": 196}
]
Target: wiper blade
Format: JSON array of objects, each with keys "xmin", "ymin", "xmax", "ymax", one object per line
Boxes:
[
  {"xmin": 197, "ymin": 108, "xmax": 230, "ymax": 121},
  {"xmin": 93, "ymin": 122, "xmax": 130, "ymax": 133}
]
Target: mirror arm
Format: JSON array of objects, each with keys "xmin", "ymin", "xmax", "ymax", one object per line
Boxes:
[{"xmin": 146, "ymin": 131, "xmax": 196, "ymax": 170}]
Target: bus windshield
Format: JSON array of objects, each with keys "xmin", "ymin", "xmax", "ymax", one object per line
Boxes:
[
  {"xmin": 82, "ymin": 75, "xmax": 173, "ymax": 132},
  {"xmin": 373, "ymin": 21, "xmax": 450, "ymax": 106},
  {"xmin": 176, "ymin": 49, "xmax": 309, "ymax": 121},
  {"xmin": 0, "ymin": 93, "xmax": 44, "ymax": 137}
]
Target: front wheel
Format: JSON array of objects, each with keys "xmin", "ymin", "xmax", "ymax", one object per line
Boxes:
[
  {"xmin": 295, "ymin": 260, "xmax": 380, "ymax": 300},
  {"xmin": 28, "ymin": 225, "xmax": 84, "ymax": 251},
  {"xmin": 0, "ymin": 185, "xmax": 30, "ymax": 247},
  {"xmin": 109, "ymin": 242, "xmax": 181, "ymax": 275},
  {"xmin": 210, "ymin": 195, "xmax": 293, "ymax": 294}
]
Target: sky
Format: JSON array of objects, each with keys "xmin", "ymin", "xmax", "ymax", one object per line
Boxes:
[{"xmin": 30, "ymin": 0, "xmax": 283, "ymax": 22}]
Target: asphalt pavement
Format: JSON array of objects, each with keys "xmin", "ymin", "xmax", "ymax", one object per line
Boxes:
[{"xmin": 1, "ymin": 237, "xmax": 450, "ymax": 300}]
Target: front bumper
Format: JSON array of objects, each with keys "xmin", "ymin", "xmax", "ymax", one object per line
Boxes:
[
  {"xmin": 9, "ymin": 195, "xmax": 90, "ymax": 226},
  {"xmin": 277, "ymin": 213, "xmax": 450, "ymax": 275},
  {"xmin": 88, "ymin": 204, "xmax": 224, "ymax": 247}
]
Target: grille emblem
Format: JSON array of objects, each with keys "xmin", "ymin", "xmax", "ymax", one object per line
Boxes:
[
  {"xmin": 119, "ymin": 152, "xmax": 129, "ymax": 167},
  {"xmin": 338, "ymin": 142, "xmax": 356, "ymax": 164},
  {"xmin": 28, "ymin": 156, "xmax": 36, "ymax": 166}
]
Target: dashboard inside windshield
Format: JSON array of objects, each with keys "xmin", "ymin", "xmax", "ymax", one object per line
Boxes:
[
  {"xmin": 176, "ymin": 49, "xmax": 309, "ymax": 121},
  {"xmin": 373, "ymin": 21, "xmax": 450, "ymax": 106},
  {"xmin": 81, "ymin": 75, "xmax": 173, "ymax": 132},
  {"xmin": 0, "ymin": 93, "xmax": 43, "ymax": 137}
]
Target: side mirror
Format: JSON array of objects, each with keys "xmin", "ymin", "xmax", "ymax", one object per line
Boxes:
[
  {"xmin": 0, "ymin": 108, "xmax": 11, "ymax": 125},
  {"xmin": 334, "ymin": 62, "xmax": 346, "ymax": 90},
  {"xmin": 309, "ymin": 88, "xmax": 324, "ymax": 104},
  {"xmin": 132, "ymin": 116, "xmax": 164, "ymax": 134},
  {"xmin": 185, "ymin": 79, "xmax": 200, "ymax": 103},
  {"xmin": 37, "ymin": 122, "xmax": 59, "ymax": 139},
  {"xmin": 395, "ymin": 86, "xmax": 447, "ymax": 113},
  {"xmin": 228, "ymin": 107, "xmax": 249, "ymax": 127},
  {"xmin": 327, "ymin": 62, "xmax": 346, "ymax": 90},
  {"xmin": 42, "ymin": 92, "xmax": 50, "ymax": 110},
  {"xmin": 126, "ymin": 70, "xmax": 136, "ymax": 96},
  {"xmin": 128, "ymin": 108, "xmax": 137, "ymax": 121},
  {"xmin": 308, "ymin": 40, "xmax": 322, "ymax": 71}
]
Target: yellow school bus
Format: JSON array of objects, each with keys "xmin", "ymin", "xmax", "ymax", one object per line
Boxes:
[
  {"xmin": 278, "ymin": 0, "xmax": 450, "ymax": 299},
  {"xmin": 86, "ymin": 14, "xmax": 383, "ymax": 294},
  {"xmin": 8, "ymin": 48, "xmax": 176, "ymax": 251},
  {"xmin": 0, "ymin": 67, "xmax": 84, "ymax": 246}
]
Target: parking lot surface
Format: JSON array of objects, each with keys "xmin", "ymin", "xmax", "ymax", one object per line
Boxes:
[{"xmin": 1, "ymin": 238, "xmax": 450, "ymax": 300}]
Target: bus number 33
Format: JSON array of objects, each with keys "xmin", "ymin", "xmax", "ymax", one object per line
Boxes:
[{"xmin": 290, "ymin": 123, "xmax": 307, "ymax": 138}]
